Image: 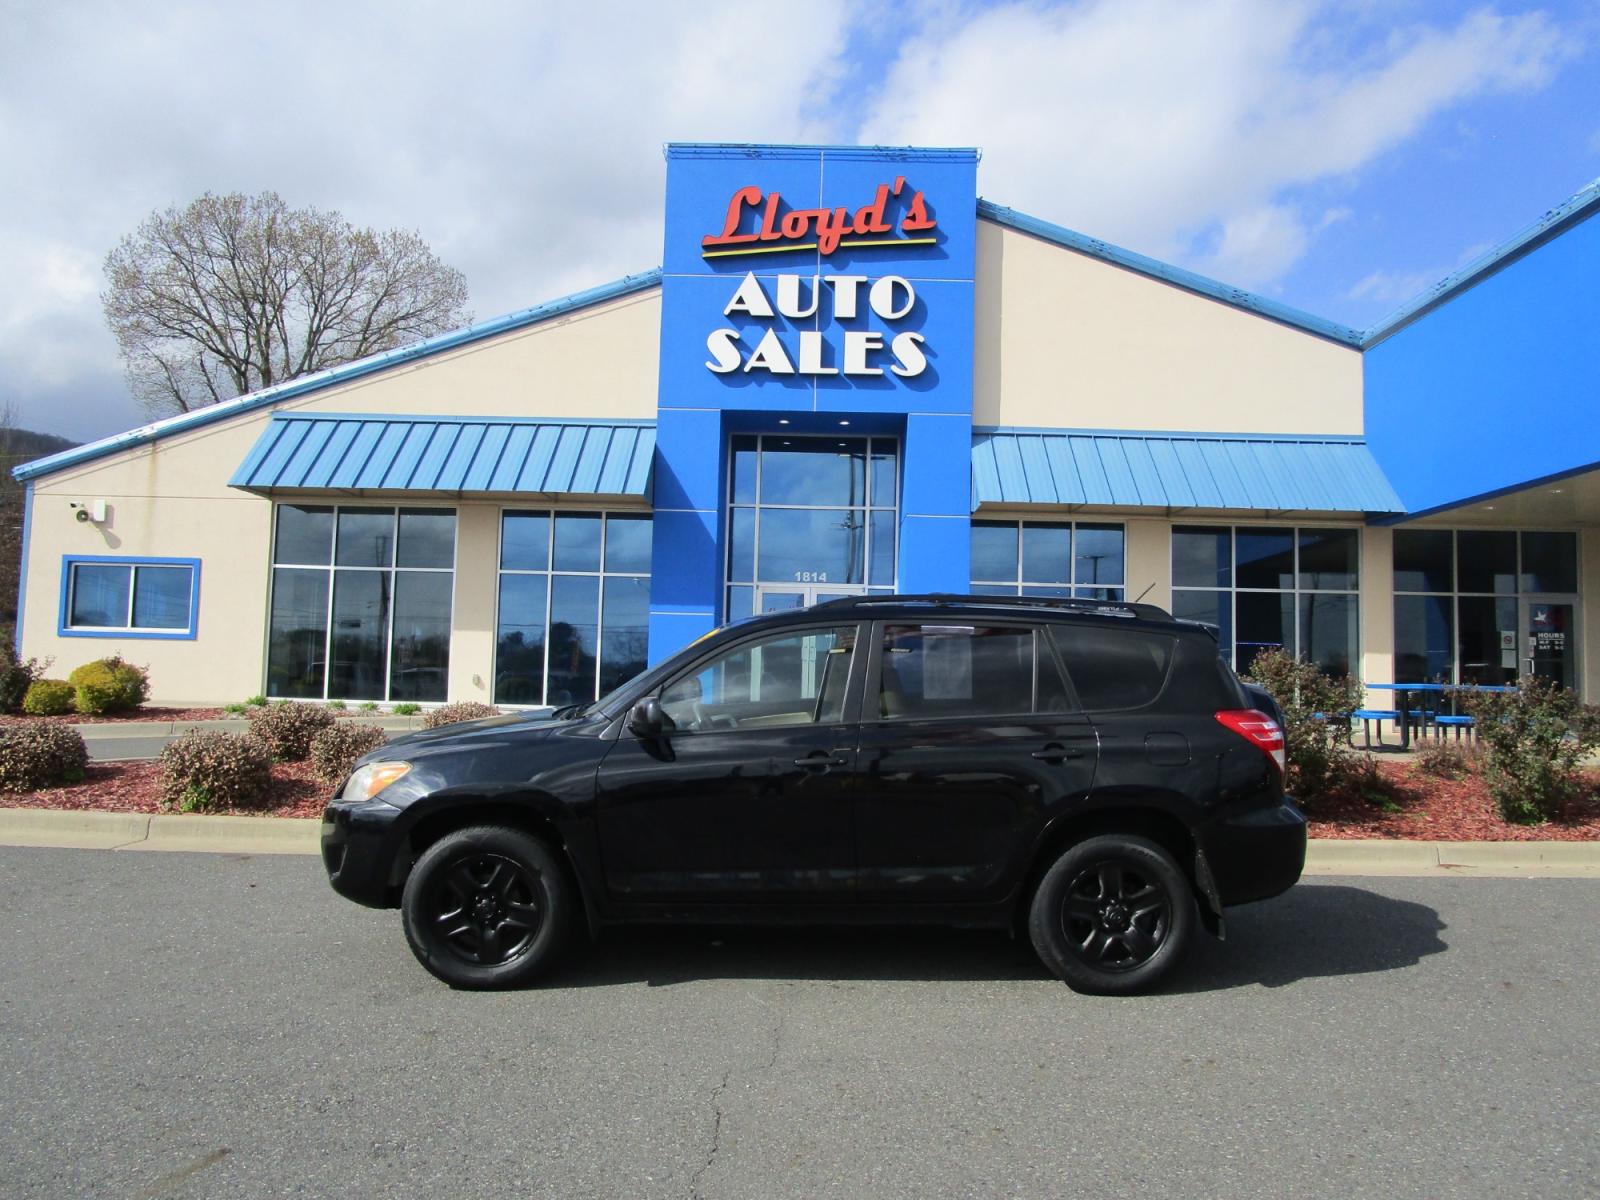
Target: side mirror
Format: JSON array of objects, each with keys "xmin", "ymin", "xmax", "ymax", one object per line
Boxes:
[{"xmin": 627, "ymin": 696, "xmax": 670, "ymax": 739}]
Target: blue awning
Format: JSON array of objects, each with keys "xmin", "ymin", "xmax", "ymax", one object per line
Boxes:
[
  {"xmin": 972, "ymin": 428, "xmax": 1405, "ymax": 513},
  {"xmin": 230, "ymin": 414, "xmax": 655, "ymax": 498}
]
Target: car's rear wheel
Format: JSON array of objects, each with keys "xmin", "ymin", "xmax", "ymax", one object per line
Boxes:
[
  {"xmin": 401, "ymin": 825, "xmax": 574, "ymax": 989},
  {"xmin": 1028, "ymin": 834, "xmax": 1194, "ymax": 995}
]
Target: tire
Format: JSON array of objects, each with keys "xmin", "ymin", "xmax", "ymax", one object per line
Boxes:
[
  {"xmin": 1028, "ymin": 833, "xmax": 1195, "ymax": 995},
  {"xmin": 400, "ymin": 825, "xmax": 575, "ymax": 989}
]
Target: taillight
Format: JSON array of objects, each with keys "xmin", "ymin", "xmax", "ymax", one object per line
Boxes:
[{"xmin": 1215, "ymin": 709, "xmax": 1286, "ymax": 774}]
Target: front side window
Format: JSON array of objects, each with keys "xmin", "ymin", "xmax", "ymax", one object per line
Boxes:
[
  {"xmin": 878, "ymin": 623, "xmax": 1071, "ymax": 720},
  {"xmin": 266, "ymin": 505, "xmax": 455, "ymax": 701},
  {"xmin": 494, "ymin": 510, "xmax": 651, "ymax": 707},
  {"xmin": 61, "ymin": 557, "xmax": 198, "ymax": 638},
  {"xmin": 1171, "ymin": 525, "xmax": 1358, "ymax": 676},
  {"xmin": 659, "ymin": 625, "xmax": 855, "ymax": 732},
  {"xmin": 970, "ymin": 521, "xmax": 1125, "ymax": 601}
]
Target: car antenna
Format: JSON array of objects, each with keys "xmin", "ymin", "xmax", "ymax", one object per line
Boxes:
[{"xmin": 1132, "ymin": 582, "xmax": 1156, "ymax": 603}]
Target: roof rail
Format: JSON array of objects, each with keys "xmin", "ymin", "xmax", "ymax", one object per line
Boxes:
[{"xmin": 809, "ymin": 592, "xmax": 1172, "ymax": 621}]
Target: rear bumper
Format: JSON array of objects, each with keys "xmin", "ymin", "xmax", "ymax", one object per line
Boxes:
[
  {"xmin": 321, "ymin": 799, "xmax": 406, "ymax": 908},
  {"xmin": 1199, "ymin": 797, "xmax": 1307, "ymax": 907}
]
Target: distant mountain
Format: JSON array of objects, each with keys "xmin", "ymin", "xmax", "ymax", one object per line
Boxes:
[{"xmin": 0, "ymin": 428, "xmax": 77, "ymax": 464}]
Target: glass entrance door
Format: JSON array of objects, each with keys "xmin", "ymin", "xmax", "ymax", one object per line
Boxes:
[
  {"xmin": 756, "ymin": 585, "xmax": 864, "ymax": 613},
  {"xmin": 1521, "ymin": 597, "xmax": 1577, "ymax": 689}
]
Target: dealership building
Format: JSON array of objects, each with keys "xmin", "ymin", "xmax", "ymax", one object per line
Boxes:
[{"xmin": 15, "ymin": 144, "xmax": 1600, "ymax": 706}]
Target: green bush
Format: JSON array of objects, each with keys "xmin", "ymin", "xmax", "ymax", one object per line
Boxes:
[
  {"xmin": 0, "ymin": 721, "xmax": 89, "ymax": 791},
  {"xmin": 245, "ymin": 694, "xmax": 268, "ymax": 707},
  {"xmin": 357, "ymin": 701, "xmax": 379, "ymax": 712},
  {"xmin": 22, "ymin": 679, "xmax": 76, "ymax": 716},
  {"xmin": 325, "ymin": 699, "xmax": 347, "ymax": 711},
  {"xmin": 245, "ymin": 701, "xmax": 336, "ymax": 761},
  {"xmin": 1414, "ymin": 737, "xmax": 1471, "ymax": 780},
  {"xmin": 1464, "ymin": 676, "xmax": 1600, "ymax": 823},
  {"xmin": 67, "ymin": 656, "xmax": 150, "ymax": 715},
  {"xmin": 0, "ymin": 644, "xmax": 49, "ymax": 714},
  {"xmin": 223, "ymin": 702, "xmax": 247, "ymax": 715},
  {"xmin": 309, "ymin": 723, "xmax": 390, "ymax": 784},
  {"xmin": 391, "ymin": 702, "xmax": 421, "ymax": 716},
  {"xmin": 421, "ymin": 701, "xmax": 500, "ymax": 730},
  {"xmin": 1242, "ymin": 648, "xmax": 1363, "ymax": 801},
  {"xmin": 159, "ymin": 729, "xmax": 273, "ymax": 812}
]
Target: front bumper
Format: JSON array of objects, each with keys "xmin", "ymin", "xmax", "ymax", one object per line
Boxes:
[
  {"xmin": 321, "ymin": 798, "xmax": 406, "ymax": 908},
  {"xmin": 1199, "ymin": 797, "xmax": 1307, "ymax": 907}
]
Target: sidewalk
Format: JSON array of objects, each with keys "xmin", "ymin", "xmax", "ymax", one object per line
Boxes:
[
  {"xmin": 72, "ymin": 713, "xmax": 428, "ymax": 762},
  {"xmin": 0, "ymin": 808, "xmax": 1596, "ymax": 875}
]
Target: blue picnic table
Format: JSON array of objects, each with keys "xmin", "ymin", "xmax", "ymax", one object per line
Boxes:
[{"xmin": 1361, "ymin": 683, "xmax": 1515, "ymax": 749}]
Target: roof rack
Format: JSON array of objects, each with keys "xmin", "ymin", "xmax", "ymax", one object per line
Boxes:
[{"xmin": 809, "ymin": 593, "xmax": 1172, "ymax": 622}]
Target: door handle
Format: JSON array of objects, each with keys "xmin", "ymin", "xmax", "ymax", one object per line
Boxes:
[
  {"xmin": 795, "ymin": 751, "xmax": 850, "ymax": 770},
  {"xmin": 1032, "ymin": 743, "xmax": 1087, "ymax": 764}
]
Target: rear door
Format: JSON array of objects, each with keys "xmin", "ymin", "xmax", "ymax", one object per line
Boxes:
[{"xmin": 852, "ymin": 619, "xmax": 1098, "ymax": 902}]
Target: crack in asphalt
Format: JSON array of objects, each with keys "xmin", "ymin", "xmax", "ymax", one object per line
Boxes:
[{"xmin": 688, "ymin": 992, "xmax": 790, "ymax": 1199}]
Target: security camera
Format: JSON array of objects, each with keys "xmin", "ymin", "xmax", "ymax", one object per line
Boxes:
[{"xmin": 75, "ymin": 508, "xmax": 91, "ymax": 523}]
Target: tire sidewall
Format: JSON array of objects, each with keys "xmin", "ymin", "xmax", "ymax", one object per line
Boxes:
[
  {"xmin": 401, "ymin": 825, "xmax": 572, "ymax": 989},
  {"xmin": 1029, "ymin": 833, "xmax": 1194, "ymax": 995}
]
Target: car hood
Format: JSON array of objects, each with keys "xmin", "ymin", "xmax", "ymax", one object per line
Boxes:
[{"xmin": 377, "ymin": 709, "xmax": 589, "ymax": 757}]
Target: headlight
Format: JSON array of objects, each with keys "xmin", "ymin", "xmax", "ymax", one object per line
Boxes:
[{"xmin": 340, "ymin": 760, "xmax": 412, "ymax": 802}]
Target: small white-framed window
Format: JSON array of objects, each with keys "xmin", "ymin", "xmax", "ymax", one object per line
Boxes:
[
  {"xmin": 969, "ymin": 520, "xmax": 1126, "ymax": 600},
  {"xmin": 60, "ymin": 556, "xmax": 200, "ymax": 640}
]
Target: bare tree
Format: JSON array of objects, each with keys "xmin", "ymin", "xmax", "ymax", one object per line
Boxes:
[{"xmin": 103, "ymin": 192, "xmax": 472, "ymax": 415}]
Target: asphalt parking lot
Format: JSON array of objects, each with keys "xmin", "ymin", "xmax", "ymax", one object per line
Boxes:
[{"xmin": 0, "ymin": 847, "xmax": 1595, "ymax": 1199}]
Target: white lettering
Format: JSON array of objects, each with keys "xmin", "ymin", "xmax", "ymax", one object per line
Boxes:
[
  {"xmin": 842, "ymin": 331, "xmax": 884, "ymax": 376},
  {"xmin": 723, "ymin": 271, "xmax": 773, "ymax": 318},
  {"xmin": 797, "ymin": 331, "xmax": 837, "ymax": 375},
  {"xmin": 869, "ymin": 275, "xmax": 915, "ymax": 320},
  {"xmin": 889, "ymin": 331, "xmax": 927, "ymax": 378},
  {"xmin": 776, "ymin": 274, "xmax": 820, "ymax": 320},
  {"xmin": 824, "ymin": 275, "xmax": 867, "ymax": 319},
  {"xmin": 705, "ymin": 328, "xmax": 741, "ymax": 374},
  {"xmin": 743, "ymin": 328, "xmax": 795, "ymax": 374}
]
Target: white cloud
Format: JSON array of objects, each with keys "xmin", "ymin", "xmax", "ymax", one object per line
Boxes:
[
  {"xmin": 1346, "ymin": 238, "xmax": 1497, "ymax": 308},
  {"xmin": 0, "ymin": 0, "xmax": 1583, "ymax": 441},
  {"xmin": 859, "ymin": 0, "xmax": 1574, "ymax": 273}
]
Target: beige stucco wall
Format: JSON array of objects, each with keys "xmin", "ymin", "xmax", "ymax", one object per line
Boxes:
[
  {"xmin": 1359, "ymin": 525, "xmax": 1395, "ymax": 688},
  {"xmin": 1582, "ymin": 529, "xmax": 1600, "ymax": 701},
  {"xmin": 972, "ymin": 221, "xmax": 1363, "ymax": 434},
  {"xmin": 20, "ymin": 289, "xmax": 661, "ymax": 703}
]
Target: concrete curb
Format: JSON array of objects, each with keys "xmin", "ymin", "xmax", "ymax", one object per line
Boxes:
[
  {"xmin": 0, "ymin": 808, "xmax": 1597, "ymax": 874},
  {"xmin": 71, "ymin": 716, "xmax": 426, "ymax": 738}
]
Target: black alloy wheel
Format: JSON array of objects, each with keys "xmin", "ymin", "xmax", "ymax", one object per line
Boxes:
[
  {"xmin": 1028, "ymin": 833, "xmax": 1194, "ymax": 995},
  {"xmin": 401, "ymin": 825, "xmax": 574, "ymax": 989}
]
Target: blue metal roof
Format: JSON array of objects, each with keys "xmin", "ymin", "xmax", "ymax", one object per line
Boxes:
[
  {"xmin": 972, "ymin": 428, "xmax": 1404, "ymax": 514},
  {"xmin": 230, "ymin": 414, "xmax": 655, "ymax": 498},
  {"xmin": 13, "ymin": 270, "xmax": 662, "ymax": 484}
]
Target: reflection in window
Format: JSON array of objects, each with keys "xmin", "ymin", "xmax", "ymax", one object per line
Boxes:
[
  {"xmin": 969, "ymin": 521, "xmax": 1125, "ymax": 601},
  {"xmin": 495, "ymin": 510, "xmax": 652, "ymax": 706},
  {"xmin": 1172, "ymin": 525, "xmax": 1358, "ymax": 676},
  {"xmin": 266, "ymin": 505, "xmax": 454, "ymax": 701},
  {"xmin": 878, "ymin": 624, "xmax": 1042, "ymax": 720},
  {"xmin": 63, "ymin": 559, "xmax": 197, "ymax": 636},
  {"xmin": 660, "ymin": 626, "xmax": 854, "ymax": 731}
]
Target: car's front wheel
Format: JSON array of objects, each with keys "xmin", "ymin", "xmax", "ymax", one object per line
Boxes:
[
  {"xmin": 1028, "ymin": 834, "xmax": 1194, "ymax": 994},
  {"xmin": 400, "ymin": 825, "xmax": 574, "ymax": 989}
]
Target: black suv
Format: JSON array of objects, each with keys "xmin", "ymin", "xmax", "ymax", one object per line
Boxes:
[{"xmin": 322, "ymin": 595, "xmax": 1305, "ymax": 994}]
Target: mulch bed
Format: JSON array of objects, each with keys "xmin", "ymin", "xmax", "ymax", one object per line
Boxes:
[
  {"xmin": 1305, "ymin": 759, "xmax": 1600, "ymax": 841},
  {"xmin": 0, "ymin": 707, "xmax": 231, "ymax": 726},
  {"xmin": 4, "ymin": 759, "xmax": 331, "ymax": 818}
]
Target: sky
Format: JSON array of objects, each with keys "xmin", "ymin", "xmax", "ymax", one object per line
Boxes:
[{"xmin": 2, "ymin": 0, "xmax": 1598, "ymax": 444}]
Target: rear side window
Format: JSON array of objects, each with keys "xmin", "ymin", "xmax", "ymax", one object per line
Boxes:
[
  {"xmin": 1050, "ymin": 624, "xmax": 1174, "ymax": 711},
  {"xmin": 879, "ymin": 624, "xmax": 1070, "ymax": 719}
]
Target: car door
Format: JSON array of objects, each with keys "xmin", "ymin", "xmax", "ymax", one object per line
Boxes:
[
  {"xmin": 594, "ymin": 621, "xmax": 864, "ymax": 905},
  {"xmin": 853, "ymin": 619, "xmax": 1098, "ymax": 903}
]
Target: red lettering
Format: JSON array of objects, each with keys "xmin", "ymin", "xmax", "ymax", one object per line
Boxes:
[
  {"xmin": 702, "ymin": 181, "xmax": 939, "ymax": 256},
  {"xmin": 816, "ymin": 207, "xmax": 853, "ymax": 255},
  {"xmin": 853, "ymin": 185, "xmax": 891, "ymax": 236},
  {"xmin": 759, "ymin": 191, "xmax": 782, "ymax": 241},
  {"xmin": 702, "ymin": 185, "xmax": 763, "ymax": 249},
  {"xmin": 902, "ymin": 191, "xmax": 935, "ymax": 233}
]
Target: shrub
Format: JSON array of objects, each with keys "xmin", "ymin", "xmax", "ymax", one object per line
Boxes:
[
  {"xmin": 325, "ymin": 699, "xmax": 347, "ymax": 711},
  {"xmin": 68, "ymin": 656, "xmax": 149, "ymax": 715},
  {"xmin": 358, "ymin": 701, "xmax": 379, "ymax": 712},
  {"xmin": 1414, "ymin": 737, "xmax": 1471, "ymax": 780},
  {"xmin": 159, "ymin": 729, "xmax": 272, "ymax": 812},
  {"xmin": 309, "ymin": 723, "xmax": 390, "ymax": 784},
  {"xmin": 391, "ymin": 702, "xmax": 421, "ymax": 716},
  {"xmin": 22, "ymin": 679, "xmax": 76, "ymax": 716},
  {"xmin": 1464, "ymin": 676, "xmax": 1600, "ymax": 824},
  {"xmin": 0, "ymin": 645, "xmax": 49, "ymax": 714},
  {"xmin": 1242, "ymin": 648, "xmax": 1363, "ymax": 801},
  {"xmin": 421, "ymin": 701, "xmax": 500, "ymax": 729},
  {"xmin": 0, "ymin": 721, "xmax": 89, "ymax": 791},
  {"xmin": 245, "ymin": 701, "xmax": 336, "ymax": 760},
  {"xmin": 223, "ymin": 702, "xmax": 247, "ymax": 715},
  {"xmin": 245, "ymin": 694, "xmax": 268, "ymax": 707}
]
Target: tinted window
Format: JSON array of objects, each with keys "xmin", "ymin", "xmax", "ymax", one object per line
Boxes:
[
  {"xmin": 1036, "ymin": 637, "xmax": 1076, "ymax": 713},
  {"xmin": 1393, "ymin": 529, "xmax": 1452, "ymax": 593},
  {"xmin": 1520, "ymin": 531, "xmax": 1577, "ymax": 593},
  {"xmin": 661, "ymin": 626, "xmax": 855, "ymax": 732},
  {"xmin": 1456, "ymin": 531, "xmax": 1516, "ymax": 594},
  {"xmin": 878, "ymin": 624, "xmax": 1035, "ymax": 720},
  {"xmin": 1051, "ymin": 624, "xmax": 1174, "ymax": 711}
]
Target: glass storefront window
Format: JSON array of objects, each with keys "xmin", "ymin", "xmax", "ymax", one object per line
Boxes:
[
  {"xmin": 495, "ymin": 509, "xmax": 652, "ymax": 706},
  {"xmin": 1172, "ymin": 525, "xmax": 1358, "ymax": 676},
  {"xmin": 726, "ymin": 434, "xmax": 897, "ymax": 614},
  {"xmin": 1393, "ymin": 529, "xmax": 1579, "ymax": 685},
  {"xmin": 970, "ymin": 520, "xmax": 1125, "ymax": 601},
  {"xmin": 267, "ymin": 505, "xmax": 455, "ymax": 701}
]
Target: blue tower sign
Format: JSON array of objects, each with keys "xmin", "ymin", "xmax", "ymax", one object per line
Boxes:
[{"xmin": 648, "ymin": 144, "xmax": 979, "ymax": 660}]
